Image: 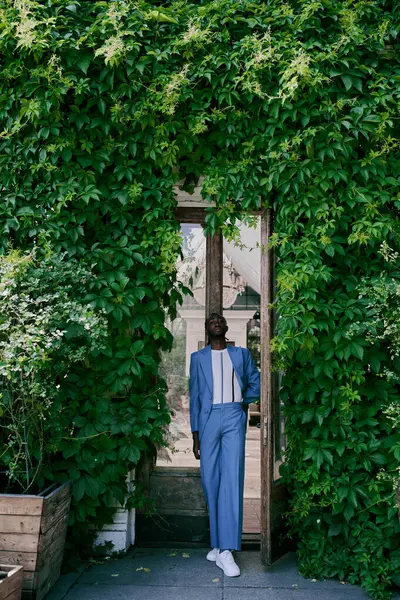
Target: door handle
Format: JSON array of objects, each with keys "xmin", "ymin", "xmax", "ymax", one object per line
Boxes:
[{"xmin": 263, "ymin": 416, "xmax": 268, "ymax": 446}]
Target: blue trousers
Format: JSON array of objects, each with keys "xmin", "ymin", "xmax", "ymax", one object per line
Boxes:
[{"xmin": 200, "ymin": 403, "xmax": 246, "ymax": 551}]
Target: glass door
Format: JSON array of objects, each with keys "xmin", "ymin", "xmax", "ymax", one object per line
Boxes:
[
  {"xmin": 259, "ymin": 208, "xmax": 289, "ymax": 565},
  {"xmin": 158, "ymin": 218, "xmax": 264, "ymax": 540}
]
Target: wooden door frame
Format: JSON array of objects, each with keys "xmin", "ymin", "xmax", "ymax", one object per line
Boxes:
[
  {"xmin": 172, "ymin": 207, "xmax": 281, "ymax": 559},
  {"xmin": 260, "ymin": 208, "xmax": 274, "ymax": 566}
]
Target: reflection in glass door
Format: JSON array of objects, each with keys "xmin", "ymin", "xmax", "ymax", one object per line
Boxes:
[{"xmin": 157, "ymin": 223, "xmax": 206, "ymax": 467}]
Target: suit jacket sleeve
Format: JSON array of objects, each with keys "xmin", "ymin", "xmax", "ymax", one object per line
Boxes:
[
  {"xmin": 242, "ymin": 348, "xmax": 260, "ymax": 404},
  {"xmin": 189, "ymin": 352, "xmax": 200, "ymax": 433}
]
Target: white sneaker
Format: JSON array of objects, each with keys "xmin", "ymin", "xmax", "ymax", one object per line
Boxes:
[
  {"xmin": 216, "ymin": 550, "xmax": 240, "ymax": 577},
  {"xmin": 206, "ymin": 548, "xmax": 219, "ymax": 561}
]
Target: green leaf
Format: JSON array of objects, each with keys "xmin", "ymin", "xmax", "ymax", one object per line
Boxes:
[
  {"xmin": 16, "ymin": 207, "xmax": 35, "ymax": 216},
  {"xmin": 341, "ymin": 75, "xmax": 352, "ymax": 91},
  {"xmin": 323, "ymin": 362, "xmax": 333, "ymax": 378},
  {"xmin": 77, "ymin": 54, "xmax": 92, "ymax": 74},
  {"xmin": 370, "ymin": 453, "xmax": 386, "ymax": 466},
  {"xmin": 328, "ymin": 523, "xmax": 342, "ymax": 537},
  {"xmin": 370, "ymin": 355, "xmax": 380, "ymax": 373},
  {"xmin": 363, "ymin": 114, "xmax": 380, "ymax": 123},
  {"xmin": 73, "ymin": 477, "xmax": 86, "ymax": 502},
  {"xmin": 147, "ymin": 10, "xmax": 178, "ymax": 23},
  {"xmin": 131, "ymin": 340, "xmax": 145, "ymax": 354},
  {"xmin": 62, "ymin": 148, "xmax": 72, "ymax": 162},
  {"xmin": 343, "ymin": 502, "xmax": 355, "ymax": 522},
  {"xmin": 84, "ymin": 475, "xmax": 100, "ymax": 498},
  {"xmin": 336, "ymin": 442, "xmax": 346, "ymax": 457},
  {"xmin": 350, "ymin": 343, "xmax": 364, "ymax": 360},
  {"xmin": 321, "ymin": 449, "xmax": 333, "ymax": 466},
  {"xmin": 137, "ymin": 354, "xmax": 156, "ymax": 367},
  {"xmin": 131, "ymin": 315, "xmax": 144, "ymax": 328},
  {"xmin": 130, "ymin": 360, "xmax": 142, "ymax": 376},
  {"xmin": 301, "ymin": 408, "xmax": 314, "ymax": 423},
  {"xmin": 347, "ymin": 489, "xmax": 358, "ymax": 508},
  {"xmin": 97, "ymin": 98, "xmax": 106, "ymax": 115}
]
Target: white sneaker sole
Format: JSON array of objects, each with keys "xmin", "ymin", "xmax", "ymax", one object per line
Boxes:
[{"xmin": 207, "ymin": 555, "xmax": 217, "ymax": 562}]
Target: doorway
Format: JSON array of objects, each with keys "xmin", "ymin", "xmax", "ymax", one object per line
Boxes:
[
  {"xmin": 156, "ymin": 218, "xmax": 262, "ymax": 543},
  {"xmin": 136, "ymin": 198, "xmax": 287, "ymax": 563}
]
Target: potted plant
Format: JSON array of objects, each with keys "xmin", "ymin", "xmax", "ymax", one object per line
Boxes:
[
  {"xmin": 0, "ymin": 250, "xmax": 108, "ymax": 599},
  {"xmin": 0, "ymin": 565, "xmax": 23, "ymax": 600}
]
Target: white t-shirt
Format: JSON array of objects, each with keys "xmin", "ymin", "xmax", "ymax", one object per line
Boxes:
[{"xmin": 211, "ymin": 348, "xmax": 242, "ymax": 404}]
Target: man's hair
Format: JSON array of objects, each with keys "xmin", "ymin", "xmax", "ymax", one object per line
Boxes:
[{"xmin": 205, "ymin": 313, "xmax": 227, "ymax": 328}]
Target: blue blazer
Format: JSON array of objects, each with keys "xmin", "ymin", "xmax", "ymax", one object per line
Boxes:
[{"xmin": 189, "ymin": 345, "xmax": 260, "ymax": 439}]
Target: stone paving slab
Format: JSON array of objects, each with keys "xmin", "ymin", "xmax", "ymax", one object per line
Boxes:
[
  {"xmin": 65, "ymin": 585, "xmax": 222, "ymax": 600},
  {"xmin": 77, "ymin": 548, "xmax": 222, "ymax": 588},
  {"xmin": 223, "ymin": 551, "xmax": 368, "ymax": 594},
  {"xmin": 224, "ymin": 590, "xmax": 368, "ymax": 600},
  {"xmin": 52, "ymin": 549, "xmax": 400, "ymax": 600}
]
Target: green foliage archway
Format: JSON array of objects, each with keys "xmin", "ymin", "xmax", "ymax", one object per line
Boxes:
[{"xmin": 0, "ymin": 1, "xmax": 399, "ymax": 597}]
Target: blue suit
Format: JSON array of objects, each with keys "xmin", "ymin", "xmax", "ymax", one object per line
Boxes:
[{"xmin": 189, "ymin": 345, "xmax": 260, "ymax": 550}]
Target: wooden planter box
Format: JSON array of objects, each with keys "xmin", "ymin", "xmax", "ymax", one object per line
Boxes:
[
  {"xmin": 0, "ymin": 483, "xmax": 71, "ymax": 600},
  {"xmin": 0, "ymin": 565, "xmax": 23, "ymax": 600}
]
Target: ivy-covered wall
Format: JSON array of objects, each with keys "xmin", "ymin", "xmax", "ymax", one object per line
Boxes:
[{"xmin": 0, "ymin": 0, "xmax": 399, "ymax": 597}]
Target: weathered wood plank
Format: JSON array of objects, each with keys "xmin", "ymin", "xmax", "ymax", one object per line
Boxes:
[
  {"xmin": 176, "ymin": 207, "xmax": 207, "ymax": 224},
  {"xmin": 152, "ymin": 467, "xmax": 202, "ymax": 477},
  {"xmin": 40, "ymin": 483, "xmax": 70, "ymax": 534},
  {"xmin": 36, "ymin": 527, "xmax": 67, "ymax": 571},
  {"xmin": 0, "ymin": 498, "xmax": 43, "ymax": 517},
  {"xmin": 260, "ymin": 207, "xmax": 274, "ymax": 567},
  {"xmin": 35, "ymin": 557, "xmax": 63, "ymax": 600},
  {"xmin": 22, "ymin": 545, "xmax": 64, "ymax": 592},
  {"xmin": 0, "ymin": 551, "xmax": 36, "ymax": 572},
  {"xmin": 156, "ymin": 508, "xmax": 208, "ymax": 516},
  {"xmin": 149, "ymin": 473, "xmax": 207, "ymax": 513},
  {"xmin": 0, "ymin": 526, "xmax": 66, "ymax": 575},
  {"xmin": 37, "ymin": 548, "xmax": 63, "ymax": 589},
  {"xmin": 0, "ymin": 565, "xmax": 23, "ymax": 600},
  {"xmin": 0, "ymin": 516, "xmax": 41, "ymax": 536},
  {"xmin": 37, "ymin": 512, "xmax": 68, "ymax": 553},
  {"xmin": 0, "ymin": 534, "xmax": 39, "ymax": 553},
  {"xmin": 40, "ymin": 497, "xmax": 70, "ymax": 535}
]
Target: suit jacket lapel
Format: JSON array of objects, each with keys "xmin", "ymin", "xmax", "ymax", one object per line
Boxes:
[
  {"xmin": 199, "ymin": 345, "xmax": 213, "ymax": 393},
  {"xmin": 227, "ymin": 346, "xmax": 244, "ymax": 391}
]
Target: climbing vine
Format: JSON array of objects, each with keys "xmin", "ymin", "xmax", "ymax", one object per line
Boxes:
[{"xmin": 0, "ymin": 0, "xmax": 399, "ymax": 596}]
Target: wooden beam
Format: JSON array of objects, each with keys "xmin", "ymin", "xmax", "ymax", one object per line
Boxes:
[
  {"xmin": 176, "ymin": 207, "xmax": 207, "ymax": 224},
  {"xmin": 206, "ymin": 231, "xmax": 223, "ymax": 318},
  {"xmin": 260, "ymin": 208, "xmax": 274, "ymax": 567}
]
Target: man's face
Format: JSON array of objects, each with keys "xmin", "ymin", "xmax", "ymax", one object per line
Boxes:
[{"xmin": 206, "ymin": 314, "xmax": 228, "ymax": 338}]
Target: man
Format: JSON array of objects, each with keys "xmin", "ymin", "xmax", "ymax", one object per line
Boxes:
[{"xmin": 189, "ymin": 313, "xmax": 260, "ymax": 577}]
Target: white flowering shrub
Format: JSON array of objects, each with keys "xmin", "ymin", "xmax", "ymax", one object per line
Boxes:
[
  {"xmin": 353, "ymin": 243, "xmax": 400, "ymax": 495},
  {"xmin": 0, "ymin": 250, "xmax": 108, "ymax": 493}
]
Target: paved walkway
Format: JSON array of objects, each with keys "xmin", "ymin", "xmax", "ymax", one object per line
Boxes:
[{"xmin": 48, "ymin": 549, "xmax": 400, "ymax": 600}]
